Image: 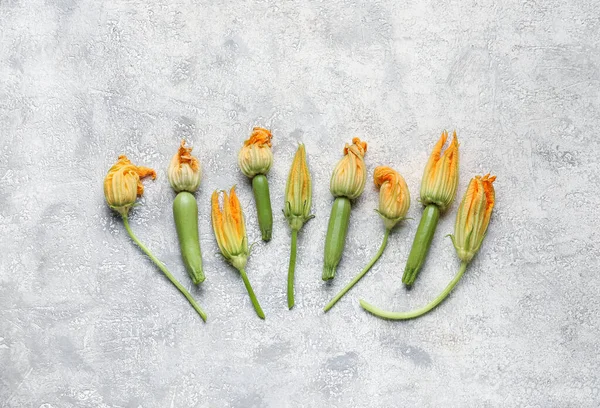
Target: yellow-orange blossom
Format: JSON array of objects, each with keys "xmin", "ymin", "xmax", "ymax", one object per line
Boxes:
[
  {"xmin": 284, "ymin": 144, "xmax": 313, "ymax": 231},
  {"xmin": 330, "ymin": 137, "xmax": 368, "ymax": 199},
  {"xmin": 420, "ymin": 130, "xmax": 459, "ymax": 211},
  {"xmin": 374, "ymin": 166, "xmax": 410, "ymax": 230},
  {"xmin": 211, "ymin": 187, "xmax": 249, "ymax": 271},
  {"xmin": 238, "ymin": 127, "xmax": 273, "ymax": 178},
  {"xmin": 168, "ymin": 140, "xmax": 202, "ymax": 193},
  {"xmin": 104, "ymin": 155, "xmax": 156, "ymax": 216},
  {"xmin": 451, "ymin": 174, "xmax": 496, "ymax": 262}
]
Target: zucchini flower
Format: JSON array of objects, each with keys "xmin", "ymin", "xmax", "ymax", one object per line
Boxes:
[
  {"xmin": 323, "ymin": 137, "xmax": 368, "ymax": 280},
  {"xmin": 104, "ymin": 155, "xmax": 156, "ymax": 217},
  {"xmin": 451, "ymin": 174, "xmax": 496, "ymax": 263},
  {"xmin": 374, "ymin": 166, "xmax": 411, "ymax": 230},
  {"xmin": 238, "ymin": 127, "xmax": 274, "ymax": 241},
  {"xmin": 168, "ymin": 141, "xmax": 205, "ymax": 285},
  {"xmin": 329, "ymin": 138, "xmax": 368, "ymax": 199},
  {"xmin": 283, "ymin": 144, "xmax": 314, "ymax": 309},
  {"xmin": 324, "ymin": 166, "xmax": 410, "ymax": 312},
  {"xmin": 360, "ymin": 174, "xmax": 496, "ymax": 320},
  {"xmin": 239, "ymin": 127, "xmax": 273, "ymax": 177},
  {"xmin": 168, "ymin": 140, "xmax": 202, "ymax": 193},
  {"xmin": 420, "ymin": 131, "xmax": 459, "ymax": 211},
  {"xmin": 211, "ymin": 187, "xmax": 265, "ymax": 319},
  {"xmin": 104, "ymin": 155, "xmax": 207, "ymax": 322},
  {"xmin": 402, "ymin": 131, "xmax": 459, "ymax": 286}
]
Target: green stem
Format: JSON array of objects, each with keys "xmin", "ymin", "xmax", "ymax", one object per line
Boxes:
[
  {"xmin": 324, "ymin": 229, "xmax": 390, "ymax": 312},
  {"xmin": 239, "ymin": 268, "xmax": 265, "ymax": 319},
  {"xmin": 121, "ymin": 216, "xmax": 207, "ymax": 322},
  {"xmin": 252, "ymin": 174, "xmax": 273, "ymax": 241},
  {"xmin": 287, "ymin": 229, "xmax": 298, "ymax": 309},
  {"xmin": 323, "ymin": 197, "xmax": 352, "ymax": 280},
  {"xmin": 402, "ymin": 204, "xmax": 440, "ymax": 286},
  {"xmin": 173, "ymin": 192, "xmax": 205, "ymax": 284},
  {"xmin": 360, "ymin": 261, "xmax": 468, "ymax": 320}
]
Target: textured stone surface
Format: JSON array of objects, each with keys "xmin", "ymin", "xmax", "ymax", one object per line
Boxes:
[{"xmin": 1, "ymin": 0, "xmax": 600, "ymax": 406}]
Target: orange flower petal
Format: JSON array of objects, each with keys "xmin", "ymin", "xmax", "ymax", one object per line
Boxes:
[
  {"xmin": 244, "ymin": 127, "xmax": 272, "ymax": 147},
  {"xmin": 176, "ymin": 140, "xmax": 200, "ymax": 172}
]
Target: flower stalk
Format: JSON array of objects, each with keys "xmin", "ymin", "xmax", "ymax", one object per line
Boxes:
[
  {"xmin": 324, "ymin": 229, "xmax": 390, "ymax": 312},
  {"xmin": 287, "ymin": 229, "xmax": 298, "ymax": 308},
  {"xmin": 360, "ymin": 262, "xmax": 467, "ymax": 320},
  {"xmin": 122, "ymin": 216, "xmax": 207, "ymax": 321}
]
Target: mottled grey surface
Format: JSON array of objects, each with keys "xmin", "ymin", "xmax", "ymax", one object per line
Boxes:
[{"xmin": 1, "ymin": 0, "xmax": 599, "ymax": 407}]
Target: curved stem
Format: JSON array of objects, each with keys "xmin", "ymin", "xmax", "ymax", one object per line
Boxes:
[
  {"xmin": 239, "ymin": 268, "xmax": 265, "ymax": 319},
  {"xmin": 360, "ymin": 261, "xmax": 468, "ymax": 320},
  {"xmin": 324, "ymin": 229, "xmax": 390, "ymax": 312},
  {"xmin": 122, "ymin": 216, "xmax": 207, "ymax": 322},
  {"xmin": 287, "ymin": 229, "xmax": 298, "ymax": 309}
]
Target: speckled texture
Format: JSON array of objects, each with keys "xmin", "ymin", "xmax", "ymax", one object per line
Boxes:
[{"xmin": 1, "ymin": 0, "xmax": 599, "ymax": 406}]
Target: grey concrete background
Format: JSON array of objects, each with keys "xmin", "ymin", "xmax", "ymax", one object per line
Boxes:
[{"xmin": 1, "ymin": 0, "xmax": 599, "ymax": 407}]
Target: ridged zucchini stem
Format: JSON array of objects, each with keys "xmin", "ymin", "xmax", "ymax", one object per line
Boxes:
[
  {"xmin": 173, "ymin": 192, "xmax": 205, "ymax": 284},
  {"xmin": 322, "ymin": 197, "xmax": 352, "ymax": 280},
  {"xmin": 252, "ymin": 174, "xmax": 273, "ymax": 241},
  {"xmin": 402, "ymin": 204, "xmax": 440, "ymax": 286}
]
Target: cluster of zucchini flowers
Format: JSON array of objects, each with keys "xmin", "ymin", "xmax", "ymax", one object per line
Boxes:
[
  {"xmin": 104, "ymin": 154, "xmax": 207, "ymax": 321},
  {"xmin": 359, "ymin": 132, "xmax": 496, "ymax": 319},
  {"xmin": 103, "ymin": 127, "xmax": 496, "ymax": 323},
  {"xmin": 324, "ymin": 165, "xmax": 410, "ymax": 312},
  {"xmin": 102, "ymin": 132, "xmax": 270, "ymax": 323}
]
